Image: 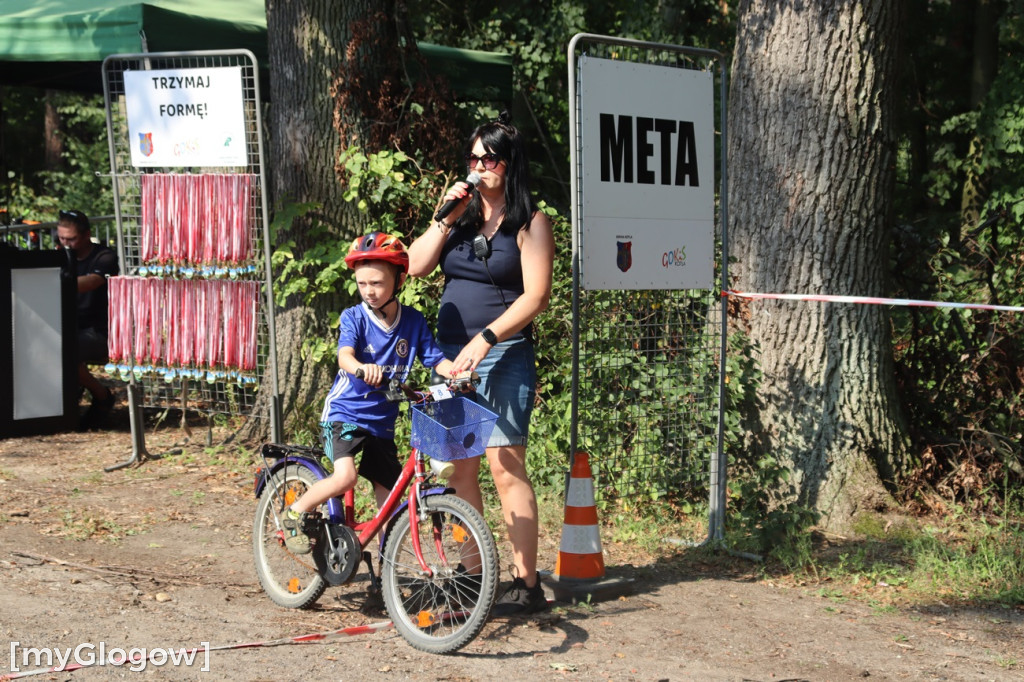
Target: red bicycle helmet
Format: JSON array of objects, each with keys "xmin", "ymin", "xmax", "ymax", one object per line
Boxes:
[{"xmin": 344, "ymin": 232, "xmax": 410, "ymax": 273}]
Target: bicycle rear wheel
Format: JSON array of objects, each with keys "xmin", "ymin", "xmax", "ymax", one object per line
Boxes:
[
  {"xmin": 252, "ymin": 465, "xmax": 327, "ymax": 609},
  {"xmin": 380, "ymin": 493, "xmax": 499, "ymax": 654}
]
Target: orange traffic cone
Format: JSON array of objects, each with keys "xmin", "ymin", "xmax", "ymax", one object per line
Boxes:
[{"xmin": 542, "ymin": 452, "xmax": 633, "ymax": 603}]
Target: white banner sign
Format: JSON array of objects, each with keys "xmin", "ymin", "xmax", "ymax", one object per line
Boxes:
[
  {"xmin": 124, "ymin": 66, "xmax": 247, "ymax": 168},
  {"xmin": 579, "ymin": 57, "xmax": 715, "ymax": 290}
]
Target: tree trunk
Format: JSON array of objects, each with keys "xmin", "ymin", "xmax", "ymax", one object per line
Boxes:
[
  {"xmin": 959, "ymin": 0, "xmax": 1001, "ymax": 231},
  {"xmin": 728, "ymin": 1, "xmax": 910, "ymax": 531},
  {"xmin": 43, "ymin": 91, "xmax": 63, "ymax": 171},
  {"xmin": 241, "ymin": 0, "xmax": 398, "ymax": 441}
]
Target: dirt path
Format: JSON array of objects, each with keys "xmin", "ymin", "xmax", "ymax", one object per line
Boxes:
[{"xmin": 1, "ymin": 419, "xmax": 1021, "ymax": 681}]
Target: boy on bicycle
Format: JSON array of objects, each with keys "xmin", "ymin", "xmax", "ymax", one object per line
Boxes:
[{"xmin": 283, "ymin": 232, "xmax": 459, "ymax": 554}]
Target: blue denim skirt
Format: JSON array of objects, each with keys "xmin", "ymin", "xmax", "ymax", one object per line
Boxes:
[{"xmin": 439, "ymin": 339, "xmax": 536, "ymax": 448}]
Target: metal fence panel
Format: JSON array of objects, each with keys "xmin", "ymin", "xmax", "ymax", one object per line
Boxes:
[
  {"xmin": 1, "ymin": 217, "xmax": 117, "ymax": 251},
  {"xmin": 568, "ymin": 35, "xmax": 728, "ymax": 544},
  {"xmin": 101, "ymin": 50, "xmax": 280, "ymax": 447}
]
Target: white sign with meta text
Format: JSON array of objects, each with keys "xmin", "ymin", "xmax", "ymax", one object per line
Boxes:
[{"xmin": 579, "ymin": 56, "xmax": 715, "ymax": 290}]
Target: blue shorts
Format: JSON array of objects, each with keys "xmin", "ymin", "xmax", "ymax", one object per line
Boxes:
[{"xmin": 439, "ymin": 339, "xmax": 536, "ymax": 448}]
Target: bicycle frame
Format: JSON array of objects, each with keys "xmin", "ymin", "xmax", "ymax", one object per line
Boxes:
[
  {"xmin": 252, "ymin": 377, "xmax": 500, "ymax": 654},
  {"xmin": 254, "ymin": 434, "xmax": 454, "ymax": 575}
]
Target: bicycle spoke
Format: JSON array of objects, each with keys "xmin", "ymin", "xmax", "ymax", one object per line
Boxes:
[
  {"xmin": 381, "ymin": 495, "xmax": 499, "ymax": 653},
  {"xmin": 253, "ymin": 466, "xmax": 327, "ymax": 609}
]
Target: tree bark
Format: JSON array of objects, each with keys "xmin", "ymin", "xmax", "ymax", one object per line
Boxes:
[
  {"xmin": 43, "ymin": 91, "xmax": 64, "ymax": 171},
  {"xmin": 959, "ymin": 0, "xmax": 1002, "ymax": 230},
  {"xmin": 241, "ymin": 0, "xmax": 397, "ymax": 441},
  {"xmin": 728, "ymin": 1, "xmax": 910, "ymax": 531}
]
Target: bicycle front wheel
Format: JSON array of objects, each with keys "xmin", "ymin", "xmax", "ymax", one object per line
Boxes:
[
  {"xmin": 252, "ymin": 464, "xmax": 327, "ymax": 609},
  {"xmin": 380, "ymin": 494, "xmax": 499, "ymax": 654}
]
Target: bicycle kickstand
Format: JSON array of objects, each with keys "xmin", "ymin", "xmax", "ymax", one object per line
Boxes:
[{"xmin": 363, "ymin": 551, "xmax": 381, "ymax": 596}]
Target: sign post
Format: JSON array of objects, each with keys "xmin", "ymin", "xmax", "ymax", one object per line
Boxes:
[{"xmin": 567, "ymin": 34, "xmax": 729, "ymax": 549}]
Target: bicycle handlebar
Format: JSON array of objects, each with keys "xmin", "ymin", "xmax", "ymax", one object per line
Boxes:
[{"xmin": 354, "ymin": 368, "xmax": 479, "ymax": 402}]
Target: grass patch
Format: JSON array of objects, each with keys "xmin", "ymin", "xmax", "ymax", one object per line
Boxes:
[
  {"xmin": 202, "ymin": 444, "xmax": 259, "ymax": 476},
  {"xmin": 903, "ymin": 519, "xmax": 1024, "ymax": 604},
  {"xmin": 604, "ymin": 499, "xmax": 708, "ymax": 554},
  {"xmin": 756, "ymin": 511, "xmax": 1024, "ymax": 608}
]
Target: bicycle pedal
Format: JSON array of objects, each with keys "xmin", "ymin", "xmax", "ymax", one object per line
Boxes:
[{"xmin": 299, "ymin": 511, "xmax": 322, "ymax": 535}]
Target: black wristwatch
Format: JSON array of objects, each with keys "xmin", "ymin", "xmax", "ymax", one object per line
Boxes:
[{"xmin": 480, "ymin": 327, "xmax": 498, "ymax": 345}]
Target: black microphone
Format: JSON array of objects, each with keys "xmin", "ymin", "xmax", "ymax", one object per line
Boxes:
[{"xmin": 433, "ymin": 172, "xmax": 480, "ymax": 222}]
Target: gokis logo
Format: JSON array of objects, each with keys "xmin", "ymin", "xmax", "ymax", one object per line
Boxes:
[
  {"xmin": 662, "ymin": 247, "xmax": 687, "ymax": 267},
  {"xmin": 609, "ymin": 239, "xmax": 689, "ymax": 274}
]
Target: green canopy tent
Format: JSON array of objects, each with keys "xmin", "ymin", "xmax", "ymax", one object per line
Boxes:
[{"xmin": 0, "ymin": 0, "xmax": 513, "ymax": 102}]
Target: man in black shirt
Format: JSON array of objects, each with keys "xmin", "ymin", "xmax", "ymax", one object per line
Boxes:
[{"xmin": 57, "ymin": 210, "xmax": 119, "ymax": 429}]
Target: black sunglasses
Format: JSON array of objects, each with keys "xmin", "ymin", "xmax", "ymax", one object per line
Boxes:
[
  {"xmin": 59, "ymin": 209, "xmax": 90, "ymax": 232},
  {"xmin": 465, "ymin": 153, "xmax": 502, "ymax": 170}
]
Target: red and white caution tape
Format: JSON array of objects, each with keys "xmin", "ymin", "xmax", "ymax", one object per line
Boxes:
[
  {"xmin": 1, "ymin": 621, "xmax": 393, "ymax": 680},
  {"xmin": 724, "ymin": 290, "xmax": 1024, "ymax": 313}
]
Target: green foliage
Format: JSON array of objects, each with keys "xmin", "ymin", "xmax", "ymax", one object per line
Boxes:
[
  {"xmin": 571, "ymin": 287, "xmax": 724, "ymax": 511},
  {"xmin": 526, "ymin": 205, "xmax": 574, "ymax": 488},
  {"xmin": 724, "ymin": 330, "xmax": 820, "ymax": 559},
  {"xmin": 39, "ymin": 94, "xmax": 113, "ymax": 216},
  {"xmin": 891, "ymin": 2, "xmax": 1024, "ymax": 512},
  {"xmin": 338, "ymin": 147, "xmax": 431, "ymax": 235},
  {"xmin": 288, "ymin": 398, "xmax": 326, "ymax": 449},
  {"xmin": 268, "ymin": 201, "xmax": 342, "ymax": 366},
  {"xmin": 270, "ymin": 147, "xmax": 446, "ymax": 366},
  {"xmin": 407, "ymin": 0, "xmax": 736, "ymax": 211},
  {"xmin": 2, "ymin": 90, "xmax": 112, "ymax": 221}
]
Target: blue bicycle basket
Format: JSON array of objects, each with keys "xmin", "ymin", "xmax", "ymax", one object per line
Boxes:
[{"xmin": 411, "ymin": 396, "xmax": 499, "ymax": 461}]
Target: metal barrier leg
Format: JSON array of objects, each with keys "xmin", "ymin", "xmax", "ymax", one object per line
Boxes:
[{"xmin": 105, "ymin": 381, "xmax": 149, "ymax": 472}]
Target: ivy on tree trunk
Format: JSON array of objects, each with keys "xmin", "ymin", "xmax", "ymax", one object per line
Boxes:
[
  {"xmin": 242, "ymin": 0, "xmax": 397, "ymax": 440},
  {"xmin": 242, "ymin": 0, "xmax": 458, "ymax": 441}
]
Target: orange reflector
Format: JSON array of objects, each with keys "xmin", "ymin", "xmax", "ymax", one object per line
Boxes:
[
  {"xmin": 417, "ymin": 611, "xmax": 436, "ymax": 628},
  {"xmin": 288, "ymin": 577, "xmax": 301, "ymax": 593},
  {"xmin": 285, "ymin": 489, "xmax": 298, "ymax": 506},
  {"xmin": 452, "ymin": 524, "xmax": 469, "ymax": 543}
]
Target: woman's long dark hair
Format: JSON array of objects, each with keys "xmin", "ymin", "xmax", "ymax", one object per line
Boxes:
[{"xmin": 454, "ymin": 111, "xmax": 536, "ymax": 235}]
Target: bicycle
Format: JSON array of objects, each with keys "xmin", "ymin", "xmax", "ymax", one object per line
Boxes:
[{"xmin": 251, "ymin": 372, "xmax": 501, "ymax": 654}]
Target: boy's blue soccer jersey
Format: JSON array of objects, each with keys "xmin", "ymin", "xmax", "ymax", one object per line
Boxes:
[{"xmin": 320, "ymin": 302, "xmax": 446, "ymax": 438}]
